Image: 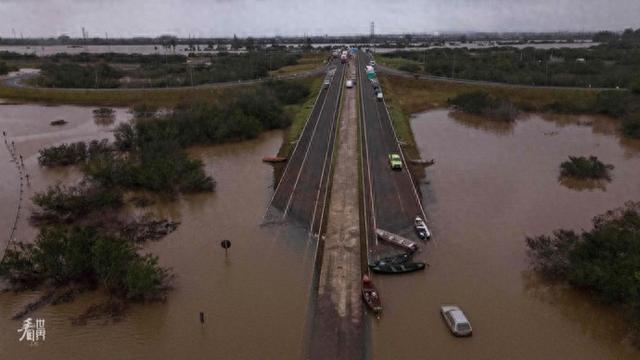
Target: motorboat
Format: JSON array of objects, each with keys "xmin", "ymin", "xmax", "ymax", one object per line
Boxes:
[
  {"xmin": 415, "ymin": 216, "xmax": 431, "ymax": 240},
  {"xmin": 375, "ymin": 229, "xmax": 418, "ymax": 252},
  {"xmin": 371, "ymin": 262, "xmax": 426, "ymax": 274}
]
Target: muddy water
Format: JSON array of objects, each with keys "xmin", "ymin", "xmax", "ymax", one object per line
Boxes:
[
  {"xmin": 372, "ymin": 109, "xmax": 640, "ymax": 359},
  {"xmin": 0, "ymin": 104, "xmax": 314, "ymax": 359}
]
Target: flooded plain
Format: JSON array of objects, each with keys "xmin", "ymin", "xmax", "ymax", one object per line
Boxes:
[
  {"xmin": 371, "ymin": 109, "xmax": 640, "ymax": 359},
  {"xmin": 0, "ymin": 103, "xmax": 315, "ymax": 360}
]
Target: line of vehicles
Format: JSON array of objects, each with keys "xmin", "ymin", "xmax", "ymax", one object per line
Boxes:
[
  {"xmin": 358, "ymin": 53, "xmax": 472, "ymax": 337},
  {"xmin": 365, "ymin": 60, "xmax": 384, "ymax": 101}
]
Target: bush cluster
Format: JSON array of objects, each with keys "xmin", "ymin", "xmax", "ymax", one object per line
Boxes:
[
  {"xmin": 31, "ymin": 183, "xmax": 123, "ymax": 223},
  {"xmin": 449, "ymin": 91, "xmax": 519, "ymax": 121},
  {"xmin": 34, "ymin": 51, "xmax": 300, "ymax": 88},
  {"xmin": 39, "ymin": 62, "xmax": 122, "ymax": 88},
  {"xmin": 0, "ymin": 226, "xmax": 170, "ymax": 301},
  {"xmin": 622, "ymin": 113, "xmax": 640, "ymax": 139},
  {"xmin": 0, "ymin": 61, "xmax": 12, "ymax": 75},
  {"xmin": 526, "ymin": 202, "xmax": 640, "ymax": 336},
  {"xmin": 38, "ymin": 139, "xmax": 110, "ymax": 166},
  {"xmin": 263, "ymin": 80, "xmax": 311, "ymax": 105},
  {"xmin": 559, "ymin": 156, "xmax": 613, "ymax": 180},
  {"xmin": 85, "ymin": 144, "xmax": 215, "ymax": 194}
]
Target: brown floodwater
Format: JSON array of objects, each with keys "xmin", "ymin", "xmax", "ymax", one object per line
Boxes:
[
  {"xmin": 0, "ymin": 103, "xmax": 315, "ymax": 359},
  {"xmin": 371, "ymin": 109, "xmax": 640, "ymax": 360}
]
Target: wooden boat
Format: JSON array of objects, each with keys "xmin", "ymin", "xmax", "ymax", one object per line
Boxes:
[
  {"xmin": 414, "ymin": 216, "xmax": 431, "ymax": 240},
  {"xmin": 362, "ymin": 275, "xmax": 382, "ymax": 314},
  {"xmin": 371, "ymin": 262, "xmax": 427, "ymax": 274},
  {"xmin": 375, "ymin": 228, "xmax": 418, "ymax": 252},
  {"xmin": 369, "ymin": 252, "xmax": 412, "ymax": 267},
  {"xmin": 262, "ymin": 156, "xmax": 287, "ymax": 163}
]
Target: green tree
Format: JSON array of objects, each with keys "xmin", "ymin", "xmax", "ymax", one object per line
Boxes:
[
  {"xmin": 91, "ymin": 237, "xmax": 136, "ymax": 291},
  {"xmin": 124, "ymin": 255, "xmax": 169, "ymax": 301}
]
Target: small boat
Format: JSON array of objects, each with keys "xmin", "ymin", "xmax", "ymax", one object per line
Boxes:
[
  {"xmin": 369, "ymin": 252, "xmax": 412, "ymax": 267},
  {"xmin": 362, "ymin": 275, "xmax": 382, "ymax": 314},
  {"xmin": 375, "ymin": 228, "xmax": 418, "ymax": 252},
  {"xmin": 371, "ymin": 262, "xmax": 427, "ymax": 274},
  {"xmin": 414, "ymin": 216, "xmax": 431, "ymax": 240},
  {"xmin": 262, "ymin": 156, "xmax": 287, "ymax": 163},
  {"xmin": 409, "ymin": 158, "xmax": 436, "ymax": 167}
]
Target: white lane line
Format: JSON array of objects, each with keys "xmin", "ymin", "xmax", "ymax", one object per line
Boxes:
[
  {"xmin": 263, "ymin": 68, "xmax": 328, "ymax": 220},
  {"xmin": 309, "ymin": 63, "xmax": 346, "ymax": 236},
  {"xmin": 282, "ymin": 62, "xmax": 340, "ymax": 219}
]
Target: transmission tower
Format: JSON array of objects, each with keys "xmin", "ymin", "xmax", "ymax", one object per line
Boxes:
[{"xmin": 370, "ymin": 22, "xmax": 375, "ymax": 44}]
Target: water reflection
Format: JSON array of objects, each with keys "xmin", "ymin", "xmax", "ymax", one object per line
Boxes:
[
  {"xmin": 541, "ymin": 113, "xmax": 640, "ymax": 157},
  {"xmin": 92, "ymin": 107, "xmax": 116, "ymax": 127},
  {"xmin": 559, "ymin": 176, "xmax": 609, "ymax": 192},
  {"xmin": 449, "ymin": 110, "xmax": 515, "ymax": 136},
  {"xmin": 522, "ymin": 271, "xmax": 635, "ymax": 349}
]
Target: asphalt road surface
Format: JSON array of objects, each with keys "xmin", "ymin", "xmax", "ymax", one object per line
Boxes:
[
  {"xmin": 357, "ymin": 53, "xmax": 427, "ymax": 258},
  {"xmin": 266, "ymin": 60, "xmax": 345, "ymax": 234}
]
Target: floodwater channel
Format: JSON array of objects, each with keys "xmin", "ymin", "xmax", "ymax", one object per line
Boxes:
[
  {"xmin": 0, "ymin": 103, "xmax": 315, "ymax": 360},
  {"xmin": 371, "ymin": 109, "xmax": 640, "ymax": 360}
]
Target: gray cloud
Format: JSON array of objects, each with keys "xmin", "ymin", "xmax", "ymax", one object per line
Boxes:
[{"xmin": 0, "ymin": 0, "xmax": 638, "ymax": 37}]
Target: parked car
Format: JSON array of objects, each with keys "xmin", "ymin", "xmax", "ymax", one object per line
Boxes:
[
  {"xmin": 440, "ymin": 305, "xmax": 473, "ymax": 337},
  {"xmin": 388, "ymin": 153, "xmax": 402, "ymax": 170},
  {"xmin": 346, "ymin": 79, "xmax": 354, "ymax": 88},
  {"xmin": 377, "ymin": 92, "xmax": 384, "ymax": 101},
  {"xmin": 323, "ymin": 79, "xmax": 331, "ymax": 88},
  {"xmin": 369, "ymin": 60, "xmax": 376, "ymax": 66}
]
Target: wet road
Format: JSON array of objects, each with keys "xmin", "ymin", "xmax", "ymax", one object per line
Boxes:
[
  {"xmin": 357, "ymin": 53, "xmax": 426, "ymax": 258},
  {"xmin": 267, "ymin": 60, "xmax": 346, "ymax": 234}
]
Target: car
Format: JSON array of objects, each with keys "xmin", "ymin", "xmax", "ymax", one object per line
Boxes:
[
  {"xmin": 377, "ymin": 92, "xmax": 384, "ymax": 101},
  {"xmin": 346, "ymin": 79, "xmax": 354, "ymax": 88},
  {"xmin": 370, "ymin": 79, "xmax": 379, "ymax": 89},
  {"xmin": 323, "ymin": 79, "xmax": 331, "ymax": 88},
  {"xmin": 388, "ymin": 153, "xmax": 402, "ymax": 170},
  {"xmin": 440, "ymin": 305, "xmax": 473, "ymax": 337},
  {"xmin": 369, "ymin": 60, "xmax": 376, "ymax": 66}
]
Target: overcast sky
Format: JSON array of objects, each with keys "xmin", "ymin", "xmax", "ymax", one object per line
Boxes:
[{"xmin": 1, "ymin": 0, "xmax": 638, "ymax": 38}]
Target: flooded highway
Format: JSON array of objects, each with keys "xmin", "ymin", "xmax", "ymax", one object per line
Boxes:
[
  {"xmin": 371, "ymin": 109, "xmax": 640, "ymax": 360},
  {"xmin": 0, "ymin": 103, "xmax": 315, "ymax": 360}
]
